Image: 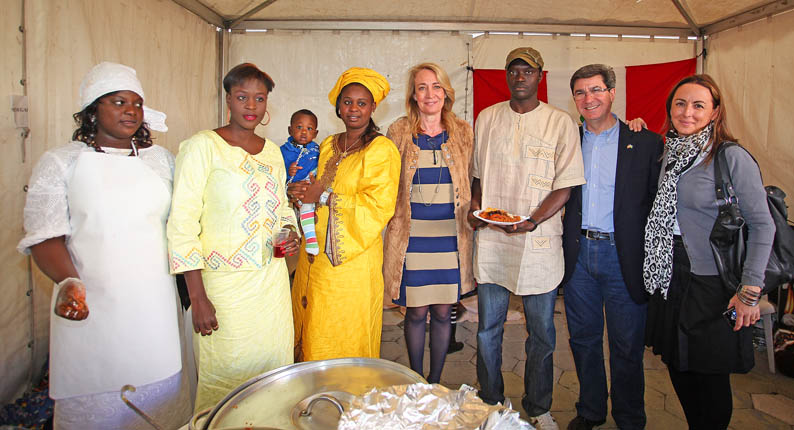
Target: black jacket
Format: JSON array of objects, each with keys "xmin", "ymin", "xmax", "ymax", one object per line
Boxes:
[{"xmin": 560, "ymin": 120, "xmax": 664, "ymax": 304}]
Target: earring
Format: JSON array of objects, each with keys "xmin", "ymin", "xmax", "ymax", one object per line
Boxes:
[
  {"xmin": 260, "ymin": 111, "xmax": 271, "ymax": 126},
  {"xmin": 89, "ymin": 114, "xmax": 96, "ymax": 124}
]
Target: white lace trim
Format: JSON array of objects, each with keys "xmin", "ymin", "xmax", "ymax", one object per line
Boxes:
[
  {"xmin": 53, "ymin": 370, "xmax": 191, "ymax": 430},
  {"xmin": 18, "ymin": 142, "xmax": 174, "ymax": 254}
]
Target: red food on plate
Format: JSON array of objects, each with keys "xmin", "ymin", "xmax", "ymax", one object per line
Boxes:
[{"xmin": 480, "ymin": 208, "xmax": 522, "ymax": 223}]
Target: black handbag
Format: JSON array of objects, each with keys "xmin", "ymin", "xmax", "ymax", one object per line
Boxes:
[
  {"xmin": 709, "ymin": 142, "xmax": 746, "ymax": 293},
  {"xmin": 709, "ymin": 142, "xmax": 794, "ymax": 295}
]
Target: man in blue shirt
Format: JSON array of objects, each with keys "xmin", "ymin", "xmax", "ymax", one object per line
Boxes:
[{"xmin": 561, "ymin": 64, "xmax": 663, "ymax": 430}]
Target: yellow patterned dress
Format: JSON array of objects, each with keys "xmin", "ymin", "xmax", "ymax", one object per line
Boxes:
[
  {"xmin": 167, "ymin": 130, "xmax": 297, "ymax": 412},
  {"xmin": 292, "ymin": 134, "xmax": 401, "ymax": 361}
]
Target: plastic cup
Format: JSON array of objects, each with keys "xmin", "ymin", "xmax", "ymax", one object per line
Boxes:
[{"xmin": 273, "ymin": 227, "xmax": 291, "ymax": 258}]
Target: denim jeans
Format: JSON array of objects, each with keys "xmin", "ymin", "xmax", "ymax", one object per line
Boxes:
[
  {"xmin": 563, "ymin": 234, "xmax": 647, "ymax": 429},
  {"xmin": 476, "ymin": 283, "xmax": 557, "ymax": 417}
]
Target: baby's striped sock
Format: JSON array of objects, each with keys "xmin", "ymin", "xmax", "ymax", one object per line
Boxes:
[{"xmin": 300, "ymin": 203, "xmax": 319, "ymax": 255}]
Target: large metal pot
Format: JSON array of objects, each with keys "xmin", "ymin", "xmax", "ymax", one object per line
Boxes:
[{"xmin": 188, "ymin": 358, "xmax": 425, "ymax": 430}]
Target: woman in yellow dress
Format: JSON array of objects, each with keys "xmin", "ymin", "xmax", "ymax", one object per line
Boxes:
[
  {"xmin": 289, "ymin": 67, "xmax": 401, "ymax": 361},
  {"xmin": 167, "ymin": 63, "xmax": 301, "ymax": 412}
]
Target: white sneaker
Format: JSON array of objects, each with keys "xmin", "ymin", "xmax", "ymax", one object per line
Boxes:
[{"xmin": 529, "ymin": 411, "xmax": 559, "ymax": 430}]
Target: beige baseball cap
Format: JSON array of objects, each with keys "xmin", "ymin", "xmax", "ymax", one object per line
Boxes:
[{"xmin": 505, "ymin": 47, "xmax": 544, "ymax": 70}]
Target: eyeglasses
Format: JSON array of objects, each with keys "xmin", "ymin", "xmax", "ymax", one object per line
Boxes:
[
  {"xmin": 573, "ymin": 86, "xmax": 610, "ymax": 100},
  {"xmin": 507, "ymin": 69, "xmax": 537, "ymax": 78}
]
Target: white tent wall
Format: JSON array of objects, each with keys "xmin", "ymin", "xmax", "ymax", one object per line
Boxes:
[
  {"xmin": 24, "ymin": 0, "xmax": 220, "ymax": 159},
  {"xmin": 228, "ymin": 31, "xmax": 471, "ymax": 144},
  {"xmin": 1, "ymin": 0, "xmax": 218, "ymax": 404},
  {"xmin": 472, "ymin": 34, "xmax": 696, "ymax": 122},
  {"xmin": 707, "ymin": 9, "xmax": 794, "ymax": 199},
  {"xmin": 228, "ymin": 31, "xmax": 696, "ymax": 145},
  {"xmin": 1, "ymin": 0, "xmax": 33, "ymax": 405}
]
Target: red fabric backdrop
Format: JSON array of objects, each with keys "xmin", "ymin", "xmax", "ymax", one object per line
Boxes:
[
  {"xmin": 625, "ymin": 58, "xmax": 697, "ymax": 134},
  {"xmin": 472, "ymin": 59, "xmax": 696, "ymax": 134},
  {"xmin": 472, "ymin": 69, "xmax": 548, "ymax": 124}
]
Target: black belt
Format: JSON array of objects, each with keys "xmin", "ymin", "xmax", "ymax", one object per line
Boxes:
[{"xmin": 581, "ymin": 229, "xmax": 614, "ymax": 240}]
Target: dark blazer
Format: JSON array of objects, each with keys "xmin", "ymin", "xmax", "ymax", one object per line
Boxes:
[{"xmin": 560, "ymin": 120, "xmax": 663, "ymax": 304}]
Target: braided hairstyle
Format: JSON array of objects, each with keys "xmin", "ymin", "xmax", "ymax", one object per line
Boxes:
[
  {"xmin": 335, "ymin": 83, "xmax": 381, "ymax": 146},
  {"xmin": 72, "ymin": 91, "xmax": 153, "ymax": 153}
]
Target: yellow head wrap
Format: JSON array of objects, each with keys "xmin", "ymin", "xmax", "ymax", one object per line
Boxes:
[{"xmin": 328, "ymin": 67, "xmax": 390, "ymax": 107}]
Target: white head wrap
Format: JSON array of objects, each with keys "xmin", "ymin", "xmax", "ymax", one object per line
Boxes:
[{"xmin": 78, "ymin": 62, "xmax": 168, "ymax": 132}]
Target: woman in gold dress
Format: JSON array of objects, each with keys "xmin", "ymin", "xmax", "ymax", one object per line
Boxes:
[{"xmin": 289, "ymin": 67, "xmax": 401, "ymax": 361}]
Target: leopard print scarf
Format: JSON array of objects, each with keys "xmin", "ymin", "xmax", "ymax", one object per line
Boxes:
[{"xmin": 643, "ymin": 123, "xmax": 713, "ymax": 299}]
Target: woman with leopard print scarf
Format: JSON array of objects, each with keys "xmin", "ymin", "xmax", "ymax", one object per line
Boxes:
[{"xmin": 643, "ymin": 74, "xmax": 774, "ymax": 429}]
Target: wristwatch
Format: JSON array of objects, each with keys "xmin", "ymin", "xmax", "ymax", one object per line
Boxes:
[
  {"xmin": 319, "ymin": 188, "xmax": 333, "ymax": 206},
  {"xmin": 527, "ymin": 217, "xmax": 539, "ymax": 232}
]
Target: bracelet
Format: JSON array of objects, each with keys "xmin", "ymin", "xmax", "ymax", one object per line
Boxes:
[
  {"xmin": 527, "ymin": 217, "xmax": 539, "ymax": 232},
  {"xmin": 736, "ymin": 285, "xmax": 761, "ymax": 307},
  {"xmin": 737, "ymin": 291, "xmax": 760, "ymax": 306}
]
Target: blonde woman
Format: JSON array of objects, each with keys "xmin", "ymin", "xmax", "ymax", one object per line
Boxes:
[{"xmin": 383, "ymin": 63, "xmax": 475, "ymax": 383}]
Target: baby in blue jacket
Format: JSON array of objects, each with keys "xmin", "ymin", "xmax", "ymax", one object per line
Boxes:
[{"xmin": 280, "ymin": 109, "xmax": 320, "ymax": 255}]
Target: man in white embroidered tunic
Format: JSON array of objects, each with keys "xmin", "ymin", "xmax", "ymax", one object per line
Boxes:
[{"xmin": 469, "ymin": 47, "xmax": 585, "ymax": 430}]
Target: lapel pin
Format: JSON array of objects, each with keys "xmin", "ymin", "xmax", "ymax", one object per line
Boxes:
[{"xmin": 626, "ymin": 144, "xmax": 634, "ymax": 149}]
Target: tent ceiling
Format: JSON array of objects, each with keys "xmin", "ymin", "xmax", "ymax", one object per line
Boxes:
[{"xmin": 176, "ymin": 0, "xmax": 792, "ymax": 36}]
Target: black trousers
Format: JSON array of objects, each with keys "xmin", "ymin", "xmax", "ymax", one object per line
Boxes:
[{"xmin": 667, "ymin": 366, "xmax": 732, "ymax": 429}]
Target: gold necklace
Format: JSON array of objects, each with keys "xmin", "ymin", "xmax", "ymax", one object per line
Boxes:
[
  {"xmin": 416, "ymin": 156, "xmax": 444, "ymax": 207},
  {"xmin": 336, "ymin": 133, "xmax": 362, "ymax": 166},
  {"xmin": 415, "ymin": 132, "xmax": 447, "ymax": 207}
]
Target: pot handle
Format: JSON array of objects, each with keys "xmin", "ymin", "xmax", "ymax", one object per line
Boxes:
[
  {"xmin": 299, "ymin": 394, "xmax": 344, "ymax": 417},
  {"xmin": 121, "ymin": 385, "xmax": 164, "ymax": 430}
]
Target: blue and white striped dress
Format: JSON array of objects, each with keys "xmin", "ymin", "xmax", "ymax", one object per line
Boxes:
[{"xmin": 394, "ymin": 132, "xmax": 461, "ymax": 307}]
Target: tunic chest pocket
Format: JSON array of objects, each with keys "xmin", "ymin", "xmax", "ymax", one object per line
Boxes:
[{"xmin": 521, "ymin": 135, "xmax": 556, "ymax": 188}]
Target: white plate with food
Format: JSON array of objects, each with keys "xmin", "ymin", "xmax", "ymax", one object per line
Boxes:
[{"xmin": 473, "ymin": 208, "xmax": 529, "ymax": 226}]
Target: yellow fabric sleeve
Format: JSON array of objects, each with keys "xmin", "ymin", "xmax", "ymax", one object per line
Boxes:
[
  {"xmin": 330, "ymin": 136, "xmax": 401, "ymax": 264},
  {"xmin": 167, "ymin": 133, "xmax": 213, "ymax": 273}
]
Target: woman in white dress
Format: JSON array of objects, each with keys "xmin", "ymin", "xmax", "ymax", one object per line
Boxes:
[{"xmin": 17, "ymin": 62, "xmax": 191, "ymax": 429}]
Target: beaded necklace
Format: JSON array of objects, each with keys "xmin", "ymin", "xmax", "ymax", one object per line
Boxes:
[
  {"xmin": 287, "ymin": 143, "xmax": 310, "ymax": 184},
  {"xmin": 88, "ymin": 136, "xmax": 140, "ymax": 157}
]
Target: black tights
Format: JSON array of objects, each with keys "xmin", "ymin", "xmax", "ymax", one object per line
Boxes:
[
  {"xmin": 668, "ymin": 366, "xmax": 732, "ymax": 429},
  {"xmin": 404, "ymin": 304, "xmax": 452, "ymax": 383}
]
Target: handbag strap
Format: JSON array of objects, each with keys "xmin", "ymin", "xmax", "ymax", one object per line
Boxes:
[
  {"xmin": 713, "ymin": 142, "xmax": 738, "ymax": 208},
  {"xmin": 713, "ymin": 141, "xmax": 761, "ymax": 207}
]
